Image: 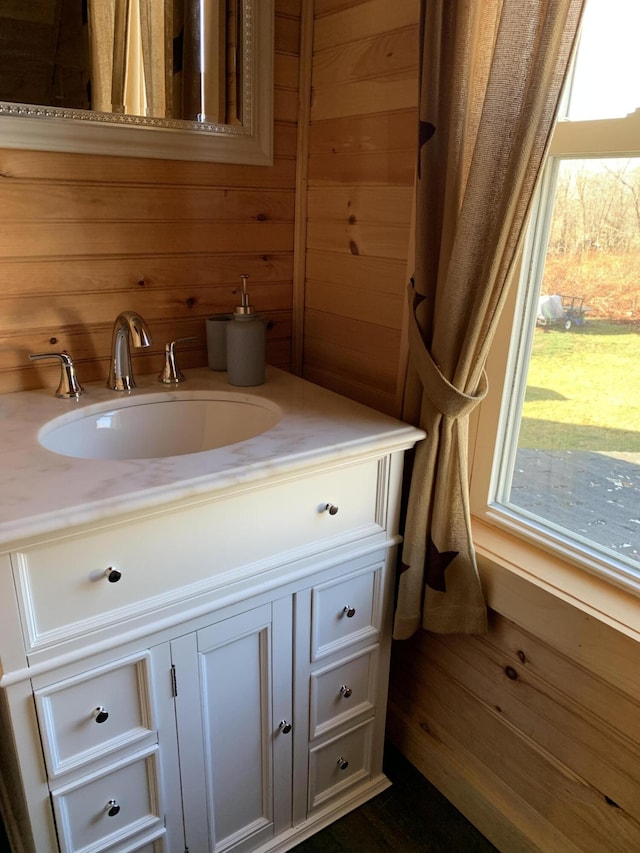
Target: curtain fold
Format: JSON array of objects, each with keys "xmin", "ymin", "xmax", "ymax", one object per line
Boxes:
[
  {"xmin": 393, "ymin": 0, "xmax": 585, "ymax": 639},
  {"xmin": 139, "ymin": 0, "xmax": 167, "ymax": 117},
  {"xmin": 87, "ymin": 0, "xmax": 117, "ymax": 112},
  {"xmin": 88, "ymin": 0, "xmax": 166, "ymax": 116}
]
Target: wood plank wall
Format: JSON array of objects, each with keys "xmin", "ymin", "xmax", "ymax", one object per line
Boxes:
[
  {"xmin": 302, "ymin": 0, "xmax": 419, "ymax": 416},
  {"xmin": 387, "ymin": 563, "xmax": 640, "ymax": 853},
  {"xmin": 0, "ymin": 1, "xmax": 301, "ymax": 396},
  {"xmin": 4, "ymin": 3, "xmax": 640, "ymax": 851}
]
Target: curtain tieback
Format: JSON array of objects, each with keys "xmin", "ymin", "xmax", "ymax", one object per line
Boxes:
[{"xmin": 408, "ymin": 287, "xmax": 488, "ymax": 419}]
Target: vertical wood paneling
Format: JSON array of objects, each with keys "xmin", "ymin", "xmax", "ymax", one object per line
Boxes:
[
  {"xmin": 0, "ymin": 0, "xmax": 301, "ymax": 395},
  {"xmin": 302, "ymin": 0, "xmax": 419, "ymax": 416}
]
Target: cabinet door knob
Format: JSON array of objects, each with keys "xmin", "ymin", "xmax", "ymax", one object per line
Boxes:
[
  {"xmin": 104, "ymin": 567, "xmax": 122, "ymax": 583},
  {"xmin": 279, "ymin": 720, "xmax": 292, "ymax": 734},
  {"xmin": 336, "ymin": 757, "xmax": 349, "ymax": 771},
  {"xmin": 339, "ymin": 684, "xmax": 352, "ymax": 699},
  {"xmin": 94, "ymin": 706, "xmax": 109, "ymax": 724},
  {"xmin": 324, "ymin": 503, "xmax": 339, "ymax": 515},
  {"xmin": 106, "ymin": 799, "xmax": 120, "ymax": 817},
  {"xmin": 343, "ymin": 605, "xmax": 356, "ymax": 618}
]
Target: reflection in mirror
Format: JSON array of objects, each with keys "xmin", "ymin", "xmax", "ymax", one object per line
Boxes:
[
  {"xmin": 0, "ymin": 0, "xmax": 273, "ymax": 164},
  {"xmin": 0, "ymin": 0, "xmax": 241, "ymax": 123}
]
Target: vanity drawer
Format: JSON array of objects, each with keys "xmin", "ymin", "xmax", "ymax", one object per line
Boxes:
[
  {"xmin": 308, "ymin": 719, "xmax": 374, "ymax": 812},
  {"xmin": 34, "ymin": 653, "xmax": 155, "ymax": 779},
  {"xmin": 50, "ymin": 746, "xmax": 163, "ymax": 853},
  {"xmin": 311, "ymin": 563, "xmax": 383, "ymax": 661},
  {"xmin": 13, "ymin": 460, "xmax": 384, "ymax": 652},
  {"xmin": 310, "ymin": 646, "xmax": 379, "ymax": 740}
]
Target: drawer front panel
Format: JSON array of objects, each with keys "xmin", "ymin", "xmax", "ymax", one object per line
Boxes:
[
  {"xmin": 308, "ymin": 720, "xmax": 374, "ymax": 811},
  {"xmin": 310, "ymin": 646, "xmax": 379, "ymax": 739},
  {"xmin": 14, "ymin": 460, "xmax": 383, "ymax": 651},
  {"xmin": 35, "ymin": 653, "xmax": 155, "ymax": 779},
  {"xmin": 311, "ymin": 564, "xmax": 383, "ymax": 661},
  {"xmin": 51, "ymin": 746, "xmax": 163, "ymax": 853}
]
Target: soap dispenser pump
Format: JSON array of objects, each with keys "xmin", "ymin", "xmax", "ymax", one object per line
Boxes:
[{"xmin": 226, "ymin": 274, "xmax": 266, "ymax": 386}]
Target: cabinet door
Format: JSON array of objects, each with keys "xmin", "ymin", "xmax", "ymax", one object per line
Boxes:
[{"xmin": 171, "ymin": 599, "xmax": 293, "ymax": 853}]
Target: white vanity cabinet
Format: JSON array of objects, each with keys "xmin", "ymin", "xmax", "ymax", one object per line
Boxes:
[
  {"xmin": 0, "ymin": 370, "xmax": 424, "ymax": 853},
  {"xmin": 171, "ymin": 598, "xmax": 294, "ymax": 853}
]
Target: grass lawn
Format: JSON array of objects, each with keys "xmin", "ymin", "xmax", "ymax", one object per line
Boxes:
[{"xmin": 519, "ymin": 321, "xmax": 640, "ymax": 452}]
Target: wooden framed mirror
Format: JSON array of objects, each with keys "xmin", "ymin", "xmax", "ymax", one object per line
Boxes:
[{"xmin": 0, "ymin": 0, "xmax": 273, "ymax": 164}]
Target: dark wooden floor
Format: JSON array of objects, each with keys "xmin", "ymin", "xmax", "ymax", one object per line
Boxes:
[
  {"xmin": 0, "ymin": 744, "xmax": 496, "ymax": 852},
  {"xmin": 291, "ymin": 743, "xmax": 497, "ymax": 852}
]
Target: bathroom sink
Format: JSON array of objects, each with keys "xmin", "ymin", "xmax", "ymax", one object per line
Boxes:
[{"xmin": 38, "ymin": 392, "xmax": 281, "ymax": 460}]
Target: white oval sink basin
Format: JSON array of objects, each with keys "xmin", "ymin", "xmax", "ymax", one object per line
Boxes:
[{"xmin": 38, "ymin": 393, "xmax": 281, "ymax": 460}]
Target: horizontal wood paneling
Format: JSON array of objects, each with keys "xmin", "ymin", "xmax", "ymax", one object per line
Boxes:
[
  {"xmin": 0, "ymin": 1, "xmax": 301, "ymax": 394},
  {"xmin": 437, "ymin": 629, "xmax": 640, "ymax": 821},
  {"xmin": 17, "ymin": 311, "xmax": 292, "ymax": 393},
  {"xmin": 481, "ymin": 560, "xmax": 640, "ymax": 699},
  {"xmin": 308, "ymin": 109, "xmax": 417, "ymax": 157},
  {"xmin": 274, "ymin": 11, "xmax": 302, "ymax": 55},
  {"xmin": 388, "ymin": 576, "xmax": 640, "ymax": 852},
  {"xmin": 306, "ymin": 221, "xmax": 410, "ymax": 260},
  {"xmin": 390, "ymin": 624, "xmax": 640, "ymax": 853},
  {"xmin": 0, "ymin": 222, "xmax": 294, "ymax": 259},
  {"xmin": 0, "ymin": 185, "xmax": 296, "ymax": 222},
  {"xmin": 301, "ymin": 0, "xmax": 418, "ymax": 415},
  {"xmin": 275, "ymin": 52, "xmax": 300, "ymax": 90},
  {"xmin": 0, "ymin": 253, "xmax": 293, "ymax": 297},
  {"xmin": 311, "ymin": 74, "xmax": 418, "ymax": 122},
  {"xmin": 308, "ymin": 147, "xmax": 415, "ymax": 186},
  {"xmin": 0, "ymin": 282, "xmax": 292, "ymax": 335},
  {"xmin": 0, "ymin": 148, "xmax": 297, "ymax": 186},
  {"xmin": 305, "ymin": 250, "xmax": 406, "ymax": 292},
  {"xmin": 304, "ymin": 308, "xmax": 400, "ymax": 395},
  {"xmin": 389, "ymin": 701, "xmax": 566, "ymax": 853},
  {"xmin": 305, "ymin": 280, "xmax": 402, "ymax": 329},
  {"xmin": 312, "ymin": 27, "xmax": 418, "ymax": 89},
  {"xmin": 314, "ymin": 0, "xmax": 368, "ymax": 16},
  {"xmin": 302, "ymin": 364, "xmax": 397, "ymax": 416},
  {"xmin": 313, "ymin": 0, "xmax": 420, "ymax": 52},
  {"xmin": 307, "ymin": 186, "xmax": 412, "ymax": 225}
]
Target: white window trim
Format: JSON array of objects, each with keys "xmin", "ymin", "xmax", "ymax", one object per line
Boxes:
[{"xmin": 468, "ymin": 109, "xmax": 640, "ymax": 641}]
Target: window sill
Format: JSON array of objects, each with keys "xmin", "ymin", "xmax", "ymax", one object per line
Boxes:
[{"xmin": 471, "ymin": 516, "xmax": 640, "ymax": 644}]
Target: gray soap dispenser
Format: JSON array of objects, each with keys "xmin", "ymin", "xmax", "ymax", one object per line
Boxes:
[{"xmin": 226, "ymin": 274, "xmax": 266, "ymax": 386}]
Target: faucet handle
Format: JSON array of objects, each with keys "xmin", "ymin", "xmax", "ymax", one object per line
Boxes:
[
  {"xmin": 29, "ymin": 352, "xmax": 85, "ymax": 399},
  {"xmin": 158, "ymin": 337, "xmax": 197, "ymax": 384}
]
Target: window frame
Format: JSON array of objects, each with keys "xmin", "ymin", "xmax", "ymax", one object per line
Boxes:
[{"xmin": 468, "ymin": 108, "xmax": 640, "ymax": 634}]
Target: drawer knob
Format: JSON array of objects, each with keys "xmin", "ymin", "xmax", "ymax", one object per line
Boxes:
[
  {"xmin": 94, "ymin": 706, "xmax": 109, "ymax": 724},
  {"xmin": 336, "ymin": 757, "xmax": 349, "ymax": 771},
  {"xmin": 343, "ymin": 605, "xmax": 356, "ymax": 618},
  {"xmin": 279, "ymin": 720, "xmax": 292, "ymax": 734},
  {"xmin": 106, "ymin": 799, "xmax": 120, "ymax": 817},
  {"xmin": 104, "ymin": 567, "xmax": 122, "ymax": 583},
  {"xmin": 339, "ymin": 684, "xmax": 353, "ymax": 699},
  {"xmin": 324, "ymin": 503, "xmax": 339, "ymax": 515}
]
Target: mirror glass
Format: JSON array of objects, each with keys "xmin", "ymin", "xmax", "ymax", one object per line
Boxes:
[{"xmin": 0, "ymin": 0, "xmax": 273, "ymax": 164}]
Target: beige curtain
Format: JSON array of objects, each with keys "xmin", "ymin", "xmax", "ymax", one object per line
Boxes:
[
  {"xmin": 393, "ymin": 0, "xmax": 585, "ymax": 639},
  {"xmin": 88, "ymin": 0, "xmax": 166, "ymax": 116},
  {"xmin": 139, "ymin": 0, "xmax": 167, "ymax": 117},
  {"xmin": 87, "ymin": 0, "xmax": 118, "ymax": 112}
]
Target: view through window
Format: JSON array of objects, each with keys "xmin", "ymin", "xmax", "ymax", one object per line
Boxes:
[{"xmin": 492, "ymin": 0, "xmax": 640, "ymax": 584}]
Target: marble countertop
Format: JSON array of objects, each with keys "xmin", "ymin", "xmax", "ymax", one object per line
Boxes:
[{"xmin": 0, "ymin": 367, "xmax": 424, "ymax": 548}]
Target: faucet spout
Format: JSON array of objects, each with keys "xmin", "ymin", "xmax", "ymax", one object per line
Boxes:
[{"xmin": 107, "ymin": 310, "xmax": 152, "ymax": 391}]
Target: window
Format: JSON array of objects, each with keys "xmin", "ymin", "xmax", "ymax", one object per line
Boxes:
[{"xmin": 473, "ymin": 0, "xmax": 640, "ymax": 593}]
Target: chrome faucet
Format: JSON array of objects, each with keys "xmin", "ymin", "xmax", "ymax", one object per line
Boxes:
[{"xmin": 107, "ymin": 310, "xmax": 152, "ymax": 391}]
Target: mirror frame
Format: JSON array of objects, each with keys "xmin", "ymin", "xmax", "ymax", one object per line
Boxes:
[{"xmin": 0, "ymin": 0, "xmax": 273, "ymax": 165}]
